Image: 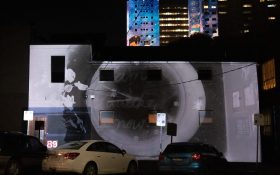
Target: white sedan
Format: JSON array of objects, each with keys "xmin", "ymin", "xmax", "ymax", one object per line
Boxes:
[{"xmin": 42, "ymin": 140, "xmax": 138, "ymax": 175}]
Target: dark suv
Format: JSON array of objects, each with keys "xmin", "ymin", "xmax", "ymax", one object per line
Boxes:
[
  {"xmin": 0, "ymin": 131, "xmax": 47, "ymax": 175},
  {"xmin": 158, "ymin": 142, "xmax": 229, "ymax": 175}
]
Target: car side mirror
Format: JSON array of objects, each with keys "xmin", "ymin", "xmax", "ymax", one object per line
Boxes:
[
  {"xmin": 121, "ymin": 149, "xmax": 126, "ymax": 155},
  {"xmin": 218, "ymin": 152, "xmax": 223, "ymax": 157}
]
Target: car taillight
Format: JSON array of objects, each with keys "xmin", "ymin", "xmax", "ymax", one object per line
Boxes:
[
  {"xmin": 192, "ymin": 153, "xmax": 201, "ymax": 161},
  {"xmin": 159, "ymin": 153, "xmax": 166, "ymax": 161},
  {"xmin": 63, "ymin": 152, "xmax": 80, "ymax": 160}
]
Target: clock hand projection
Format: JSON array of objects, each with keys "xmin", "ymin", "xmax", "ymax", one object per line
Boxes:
[{"xmin": 86, "ymin": 62, "xmax": 205, "ymax": 157}]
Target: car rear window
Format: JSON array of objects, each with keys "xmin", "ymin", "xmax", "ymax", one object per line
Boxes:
[
  {"xmin": 0, "ymin": 134, "xmax": 23, "ymax": 153},
  {"xmin": 57, "ymin": 141, "xmax": 87, "ymax": 150},
  {"xmin": 164, "ymin": 144, "xmax": 202, "ymax": 154}
]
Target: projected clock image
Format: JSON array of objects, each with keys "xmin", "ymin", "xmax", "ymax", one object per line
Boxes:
[{"xmin": 86, "ymin": 62, "xmax": 205, "ymax": 157}]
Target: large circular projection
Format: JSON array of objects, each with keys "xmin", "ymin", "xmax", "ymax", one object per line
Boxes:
[{"xmin": 86, "ymin": 62, "xmax": 205, "ymax": 157}]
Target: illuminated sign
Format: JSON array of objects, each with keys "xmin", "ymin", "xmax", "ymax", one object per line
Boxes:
[
  {"xmin": 47, "ymin": 140, "xmax": 58, "ymax": 149},
  {"xmin": 24, "ymin": 110, "xmax": 34, "ymax": 121},
  {"xmin": 156, "ymin": 113, "xmax": 166, "ymax": 126}
]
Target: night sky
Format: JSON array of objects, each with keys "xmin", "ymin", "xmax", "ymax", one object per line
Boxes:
[{"xmin": 0, "ymin": 0, "xmax": 126, "ymax": 131}]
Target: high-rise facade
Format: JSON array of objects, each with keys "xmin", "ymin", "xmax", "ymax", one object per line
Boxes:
[
  {"xmin": 217, "ymin": 0, "xmax": 279, "ymax": 38},
  {"xmin": 202, "ymin": 0, "xmax": 219, "ymax": 37},
  {"xmin": 127, "ymin": 0, "xmax": 160, "ymax": 46},
  {"xmin": 127, "ymin": 0, "xmax": 219, "ymax": 46},
  {"xmin": 159, "ymin": 0, "xmax": 188, "ymax": 45}
]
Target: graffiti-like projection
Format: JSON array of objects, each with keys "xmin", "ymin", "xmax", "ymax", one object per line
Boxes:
[
  {"xmin": 127, "ymin": 0, "xmax": 160, "ymax": 46},
  {"xmin": 188, "ymin": 0, "xmax": 203, "ymax": 35},
  {"xmin": 86, "ymin": 62, "xmax": 205, "ymax": 156},
  {"xmin": 29, "ymin": 45, "xmax": 260, "ymax": 162}
]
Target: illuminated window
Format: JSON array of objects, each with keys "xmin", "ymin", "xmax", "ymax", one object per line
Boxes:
[
  {"xmin": 262, "ymin": 58, "xmax": 276, "ymax": 90},
  {"xmin": 268, "ymin": 16, "xmax": 276, "ymax": 20},
  {"xmin": 99, "ymin": 111, "xmax": 114, "ymax": 125},
  {"xmin": 262, "ymin": 112, "xmax": 272, "ymax": 136},
  {"xmin": 267, "ymin": 4, "xmax": 276, "ymax": 7},
  {"xmin": 219, "ymin": 11, "xmax": 227, "ymax": 14},
  {"xmin": 148, "ymin": 113, "xmax": 157, "ymax": 124},
  {"xmin": 160, "ymin": 18, "xmax": 188, "ymax": 21},
  {"xmin": 243, "ymin": 4, "xmax": 253, "ymax": 8}
]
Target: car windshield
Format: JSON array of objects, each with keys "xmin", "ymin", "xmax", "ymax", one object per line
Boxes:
[
  {"xmin": 57, "ymin": 141, "xmax": 87, "ymax": 150},
  {"xmin": 164, "ymin": 144, "xmax": 202, "ymax": 153}
]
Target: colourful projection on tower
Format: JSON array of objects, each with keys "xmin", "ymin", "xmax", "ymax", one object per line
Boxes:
[
  {"xmin": 127, "ymin": 0, "xmax": 160, "ymax": 46},
  {"xmin": 188, "ymin": 0, "xmax": 203, "ymax": 35}
]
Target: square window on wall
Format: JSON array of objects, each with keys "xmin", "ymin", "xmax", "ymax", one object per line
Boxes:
[
  {"xmin": 147, "ymin": 69, "xmax": 162, "ymax": 81},
  {"xmin": 99, "ymin": 70, "xmax": 114, "ymax": 81},
  {"xmin": 51, "ymin": 56, "xmax": 65, "ymax": 83},
  {"xmin": 99, "ymin": 111, "xmax": 115, "ymax": 125}
]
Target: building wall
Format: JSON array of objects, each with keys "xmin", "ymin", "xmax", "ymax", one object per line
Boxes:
[
  {"xmin": 159, "ymin": 0, "xmax": 188, "ymax": 45},
  {"xmin": 222, "ymin": 63, "xmax": 260, "ymax": 162},
  {"xmin": 29, "ymin": 46, "xmax": 260, "ymax": 161}
]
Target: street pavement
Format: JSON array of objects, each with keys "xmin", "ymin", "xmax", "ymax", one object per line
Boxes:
[{"xmin": 23, "ymin": 160, "xmax": 280, "ymax": 175}]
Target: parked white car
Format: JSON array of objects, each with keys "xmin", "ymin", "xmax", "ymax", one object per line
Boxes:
[{"xmin": 42, "ymin": 140, "xmax": 138, "ymax": 175}]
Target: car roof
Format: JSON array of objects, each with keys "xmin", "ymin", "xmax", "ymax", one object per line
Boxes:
[
  {"xmin": 167, "ymin": 142, "xmax": 213, "ymax": 147},
  {"xmin": 69, "ymin": 140, "xmax": 105, "ymax": 143},
  {"xmin": 0, "ymin": 131, "xmax": 26, "ymax": 135}
]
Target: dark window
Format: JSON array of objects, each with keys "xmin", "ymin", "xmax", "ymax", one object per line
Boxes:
[
  {"xmin": 164, "ymin": 144, "xmax": 202, "ymax": 153},
  {"xmin": 198, "ymin": 69, "xmax": 212, "ymax": 80},
  {"xmin": 57, "ymin": 141, "xmax": 87, "ymax": 150},
  {"xmin": 35, "ymin": 121, "xmax": 44, "ymax": 130},
  {"xmin": 87, "ymin": 142, "xmax": 107, "ymax": 152},
  {"xmin": 99, "ymin": 70, "xmax": 114, "ymax": 81},
  {"xmin": 51, "ymin": 56, "xmax": 65, "ymax": 83},
  {"xmin": 147, "ymin": 69, "xmax": 162, "ymax": 81},
  {"xmin": 104, "ymin": 142, "xmax": 122, "ymax": 154}
]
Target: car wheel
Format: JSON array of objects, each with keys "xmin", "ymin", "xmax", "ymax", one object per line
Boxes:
[
  {"xmin": 127, "ymin": 161, "xmax": 138, "ymax": 175},
  {"xmin": 5, "ymin": 159, "xmax": 21, "ymax": 175},
  {"xmin": 83, "ymin": 163, "xmax": 97, "ymax": 175}
]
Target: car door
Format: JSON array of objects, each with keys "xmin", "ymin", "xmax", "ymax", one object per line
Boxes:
[
  {"xmin": 202, "ymin": 145, "xmax": 227, "ymax": 173},
  {"xmin": 104, "ymin": 142, "xmax": 126, "ymax": 173},
  {"xmin": 20, "ymin": 136, "xmax": 47, "ymax": 171},
  {"xmin": 86, "ymin": 142, "xmax": 112, "ymax": 174}
]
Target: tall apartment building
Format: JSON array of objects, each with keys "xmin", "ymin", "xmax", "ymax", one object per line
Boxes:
[
  {"xmin": 127, "ymin": 0, "xmax": 160, "ymax": 46},
  {"xmin": 217, "ymin": 0, "xmax": 279, "ymax": 38},
  {"xmin": 127, "ymin": 0, "xmax": 219, "ymax": 46},
  {"xmin": 159, "ymin": 0, "xmax": 188, "ymax": 45},
  {"xmin": 202, "ymin": 0, "xmax": 219, "ymax": 37},
  {"xmin": 159, "ymin": 0, "xmax": 218, "ymax": 45}
]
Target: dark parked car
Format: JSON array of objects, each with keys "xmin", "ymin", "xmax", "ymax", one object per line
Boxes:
[
  {"xmin": 158, "ymin": 142, "xmax": 229, "ymax": 175},
  {"xmin": 0, "ymin": 131, "xmax": 47, "ymax": 175}
]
